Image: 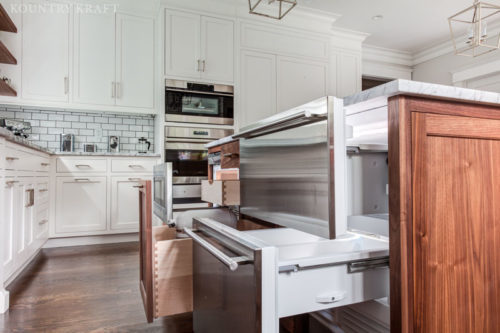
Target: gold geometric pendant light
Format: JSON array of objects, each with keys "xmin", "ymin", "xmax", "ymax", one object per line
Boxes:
[
  {"xmin": 248, "ymin": 0, "xmax": 297, "ymax": 20},
  {"xmin": 449, "ymin": 0, "xmax": 500, "ymax": 57}
]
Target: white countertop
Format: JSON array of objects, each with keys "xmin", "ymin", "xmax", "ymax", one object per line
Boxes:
[
  {"xmin": 0, "ymin": 128, "xmax": 160, "ymax": 157},
  {"xmin": 344, "ymin": 79, "xmax": 500, "ymax": 114},
  {"xmin": 205, "ymin": 135, "xmax": 237, "ymax": 149}
]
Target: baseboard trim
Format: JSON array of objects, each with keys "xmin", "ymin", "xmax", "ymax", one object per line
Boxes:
[
  {"xmin": 0, "ymin": 288, "xmax": 9, "ymax": 314},
  {"xmin": 43, "ymin": 233, "xmax": 139, "ymax": 248}
]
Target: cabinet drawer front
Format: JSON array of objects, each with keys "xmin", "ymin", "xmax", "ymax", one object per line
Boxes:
[
  {"xmin": 56, "ymin": 158, "xmax": 107, "ymax": 173},
  {"xmin": 111, "ymin": 159, "xmax": 157, "ymax": 173},
  {"xmin": 4, "ymin": 146, "xmax": 28, "ymax": 171},
  {"xmin": 36, "ymin": 203, "xmax": 50, "ymax": 240},
  {"xmin": 36, "ymin": 156, "xmax": 51, "ymax": 172}
]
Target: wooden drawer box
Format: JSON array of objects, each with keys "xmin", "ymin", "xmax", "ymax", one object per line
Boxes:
[
  {"xmin": 152, "ymin": 226, "xmax": 193, "ymax": 318},
  {"xmin": 201, "ymin": 180, "xmax": 240, "ymax": 206},
  {"xmin": 56, "ymin": 158, "xmax": 107, "ymax": 173},
  {"xmin": 220, "ymin": 141, "xmax": 239, "ymax": 169}
]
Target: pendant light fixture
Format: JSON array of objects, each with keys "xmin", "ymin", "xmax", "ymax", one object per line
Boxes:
[
  {"xmin": 248, "ymin": 0, "xmax": 297, "ymax": 20},
  {"xmin": 448, "ymin": 0, "xmax": 500, "ymax": 57}
]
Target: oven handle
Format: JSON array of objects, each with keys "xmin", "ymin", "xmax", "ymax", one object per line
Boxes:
[
  {"xmin": 233, "ymin": 110, "xmax": 327, "ymax": 139},
  {"xmin": 184, "ymin": 227, "xmax": 250, "ymax": 271}
]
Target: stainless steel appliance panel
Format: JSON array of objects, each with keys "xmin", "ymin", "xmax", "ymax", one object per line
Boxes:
[
  {"xmin": 153, "ymin": 163, "xmax": 173, "ymax": 223},
  {"xmin": 165, "ymin": 126, "xmax": 233, "ymax": 141},
  {"xmin": 237, "ymin": 97, "xmax": 347, "ymax": 239},
  {"xmin": 188, "ymin": 218, "xmax": 262, "ymax": 333},
  {"xmin": 240, "ymin": 121, "xmax": 330, "ymax": 237}
]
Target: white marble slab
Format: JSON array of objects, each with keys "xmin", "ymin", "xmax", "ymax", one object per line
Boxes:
[
  {"xmin": 54, "ymin": 152, "xmax": 160, "ymax": 157},
  {"xmin": 205, "ymin": 135, "xmax": 237, "ymax": 148},
  {"xmin": 344, "ymin": 79, "xmax": 500, "ymax": 114},
  {"xmin": 0, "ymin": 127, "xmax": 52, "ymax": 154}
]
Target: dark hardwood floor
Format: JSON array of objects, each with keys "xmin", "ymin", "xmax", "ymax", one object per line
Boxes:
[{"xmin": 0, "ymin": 242, "xmax": 193, "ymax": 333}]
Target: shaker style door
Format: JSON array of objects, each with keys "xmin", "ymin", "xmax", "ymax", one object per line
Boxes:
[
  {"xmin": 22, "ymin": 0, "xmax": 70, "ymax": 102},
  {"xmin": 200, "ymin": 16, "xmax": 234, "ymax": 83},
  {"xmin": 111, "ymin": 176, "xmax": 151, "ymax": 231},
  {"xmin": 55, "ymin": 177, "xmax": 107, "ymax": 234},
  {"xmin": 164, "ymin": 9, "xmax": 201, "ymax": 79}
]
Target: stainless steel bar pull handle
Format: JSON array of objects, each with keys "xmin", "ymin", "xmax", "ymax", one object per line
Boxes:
[
  {"xmin": 233, "ymin": 110, "xmax": 327, "ymax": 139},
  {"xmin": 347, "ymin": 257, "xmax": 389, "ymax": 274},
  {"xmin": 39, "ymin": 219, "xmax": 49, "ymax": 225},
  {"xmin": 112, "ymin": 82, "xmax": 115, "ymax": 98},
  {"xmin": 184, "ymin": 227, "xmax": 244, "ymax": 272},
  {"xmin": 6, "ymin": 157, "xmax": 19, "ymax": 161},
  {"xmin": 75, "ymin": 164, "xmax": 91, "ymax": 168}
]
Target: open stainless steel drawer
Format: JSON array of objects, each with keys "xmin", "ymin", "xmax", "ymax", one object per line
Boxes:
[{"xmin": 186, "ymin": 218, "xmax": 389, "ymax": 332}]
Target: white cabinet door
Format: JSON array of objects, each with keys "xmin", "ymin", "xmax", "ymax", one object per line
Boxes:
[
  {"xmin": 55, "ymin": 177, "xmax": 107, "ymax": 234},
  {"xmin": 200, "ymin": 16, "xmax": 234, "ymax": 83},
  {"xmin": 276, "ymin": 56, "xmax": 327, "ymax": 112},
  {"xmin": 73, "ymin": 11, "xmax": 115, "ymax": 105},
  {"xmin": 22, "ymin": 0, "xmax": 70, "ymax": 102},
  {"xmin": 3, "ymin": 180, "xmax": 17, "ymax": 279},
  {"xmin": 165, "ymin": 9, "xmax": 201, "ymax": 79},
  {"xmin": 111, "ymin": 176, "xmax": 151, "ymax": 231},
  {"xmin": 116, "ymin": 14, "xmax": 154, "ymax": 109},
  {"xmin": 19, "ymin": 179, "xmax": 36, "ymax": 262},
  {"xmin": 239, "ymin": 51, "xmax": 277, "ymax": 129}
]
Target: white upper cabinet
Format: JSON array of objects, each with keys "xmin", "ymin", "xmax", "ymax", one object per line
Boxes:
[
  {"xmin": 116, "ymin": 14, "xmax": 155, "ymax": 109},
  {"xmin": 165, "ymin": 10, "xmax": 201, "ymax": 79},
  {"xmin": 276, "ymin": 56, "xmax": 327, "ymax": 112},
  {"xmin": 240, "ymin": 50, "xmax": 276, "ymax": 128},
  {"xmin": 73, "ymin": 11, "xmax": 116, "ymax": 106},
  {"xmin": 22, "ymin": 1, "xmax": 70, "ymax": 102},
  {"xmin": 200, "ymin": 16, "xmax": 234, "ymax": 83},
  {"xmin": 165, "ymin": 9, "xmax": 234, "ymax": 83}
]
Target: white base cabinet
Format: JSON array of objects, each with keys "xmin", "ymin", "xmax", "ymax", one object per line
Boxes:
[
  {"xmin": 1, "ymin": 141, "xmax": 51, "ymax": 284},
  {"xmin": 52, "ymin": 156, "xmax": 158, "ymax": 238},
  {"xmin": 110, "ymin": 177, "xmax": 144, "ymax": 231},
  {"xmin": 55, "ymin": 177, "xmax": 107, "ymax": 233}
]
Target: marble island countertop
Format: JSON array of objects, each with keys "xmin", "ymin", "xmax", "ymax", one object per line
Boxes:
[
  {"xmin": 205, "ymin": 135, "xmax": 237, "ymax": 149},
  {"xmin": 0, "ymin": 128, "xmax": 160, "ymax": 157},
  {"xmin": 344, "ymin": 79, "xmax": 500, "ymax": 113}
]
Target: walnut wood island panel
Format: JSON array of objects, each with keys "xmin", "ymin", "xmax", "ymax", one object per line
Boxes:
[{"xmin": 388, "ymin": 96, "xmax": 500, "ymax": 332}]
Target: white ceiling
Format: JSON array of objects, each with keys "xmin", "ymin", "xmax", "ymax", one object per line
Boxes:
[{"xmin": 299, "ymin": 0, "xmax": 479, "ymax": 53}]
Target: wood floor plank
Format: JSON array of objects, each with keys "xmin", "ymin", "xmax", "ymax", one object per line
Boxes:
[{"xmin": 0, "ymin": 242, "xmax": 193, "ymax": 333}]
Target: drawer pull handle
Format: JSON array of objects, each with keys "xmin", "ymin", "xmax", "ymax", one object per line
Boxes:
[
  {"xmin": 25, "ymin": 189, "xmax": 35, "ymax": 207},
  {"xmin": 347, "ymin": 258, "xmax": 389, "ymax": 274},
  {"xmin": 75, "ymin": 164, "xmax": 91, "ymax": 168},
  {"xmin": 128, "ymin": 178, "xmax": 142, "ymax": 181},
  {"xmin": 133, "ymin": 185, "xmax": 144, "ymax": 189},
  {"xmin": 39, "ymin": 219, "xmax": 49, "ymax": 225},
  {"xmin": 6, "ymin": 157, "xmax": 19, "ymax": 161},
  {"xmin": 39, "ymin": 189, "xmax": 48, "ymax": 192},
  {"xmin": 128, "ymin": 164, "xmax": 143, "ymax": 168},
  {"xmin": 6, "ymin": 180, "xmax": 19, "ymax": 185},
  {"xmin": 41, "ymin": 163, "xmax": 50, "ymax": 166},
  {"xmin": 223, "ymin": 153, "xmax": 239, "ymax": 158},
  {"xmin": 74, "ymin": 178, "xmax": 93, "ymax": 182},
  {"xmin": 316, "ymin": 291, "xmax": 346, "ymax": 304}
]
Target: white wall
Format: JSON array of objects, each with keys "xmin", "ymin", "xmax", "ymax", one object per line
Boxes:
[{"xmin": 413, "ymin": 50, "xmax": 500, "ymax": 86}]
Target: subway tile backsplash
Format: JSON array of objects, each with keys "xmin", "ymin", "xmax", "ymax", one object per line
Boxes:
[{"xmin": 0, "ymin": 106, "xmax": 155, "ymax": 153}]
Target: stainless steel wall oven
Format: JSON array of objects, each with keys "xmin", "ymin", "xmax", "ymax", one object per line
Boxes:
[{"xmin": 165, "ymin": 79, "xmax": 234, "ymax": 125}]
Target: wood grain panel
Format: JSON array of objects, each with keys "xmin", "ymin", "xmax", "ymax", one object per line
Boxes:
[
  {"xmin": 0, "ymin": 40, "xmax": 16, "ymax": 64},
  {"xmin": 221, "ymin": 140, "xmax": 240, "ymax": 169},
  {"xmin": 390, "ymin": 96, "xmax": 500, "ymax": 332},
  {"xmin": 0, "ymin": 3, "xmax": 17, "ymax": 32},
  {"xmin": 139, "ymin": 180, "xmax": 154, "ymax": 323},
  {"xmin": 412, "ymin": 112, "xmax": 500, "ymax": 332}
]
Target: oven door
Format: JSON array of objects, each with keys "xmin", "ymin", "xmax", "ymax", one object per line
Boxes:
[
  {"xmin": 166, "ymin": 89, "xmax": 233, "ymax": 125},
  {"xmin": 165, "ymin": 142, "xmax": 208, "ymax": 183}
]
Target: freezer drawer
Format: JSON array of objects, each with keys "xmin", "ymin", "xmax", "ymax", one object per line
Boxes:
[{"xmin": 277, "ymin": 259, "xmax": 389, "ymax": 317}]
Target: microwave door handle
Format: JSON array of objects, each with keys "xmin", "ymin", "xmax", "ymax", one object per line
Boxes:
[
  {"xmin": 184, "ymin": 228, "xmax": 250, "ymax": 271},
  {"xmin": 233, "ymin": 110, "xmax": 327, "ymax": 139}
]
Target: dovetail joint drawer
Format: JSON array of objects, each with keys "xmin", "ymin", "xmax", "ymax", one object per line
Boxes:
[
  {"xmin": 153, "ymin": 226, "xmax": 193, "ymax": 318},
  {"xmin": 201, "ymin": 180, "xmax": 240, "ymax": 206}
]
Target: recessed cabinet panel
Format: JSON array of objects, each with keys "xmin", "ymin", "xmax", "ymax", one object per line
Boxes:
[
  {"xmin": 3, "ymin": 181, "xmax": 16, "ymax": 278},
  {"xmin": 116, "ymin": 14, "xmax": 154, "ymax": 108},
  {"xmin": 200, "ymin": 16, "xmax": 234, "ymax": 83},
  {"xmin": 73, "ymin": 11, "xmax": 115, "ymax": 105},
  {"xmin": 55, "ymin": 177, "xmax": 107, "ymax": 233},
  {"xmin": 111, "ymin": 176, "xmax": 150, "ymax": 231},
  {"xmin": 22, "ymin": 0, "xmax": 69, "ymax": 102},
  {"xmin": 165, "ymin": 9, "xmax": 201, "ymax": 79},
  {"xmin": 240, "ymin": 50, "xmax": 277, "ymax": 128},
  {"xmin": 277, "ymin": 56, "xmax": 327, "ymax": 112}
]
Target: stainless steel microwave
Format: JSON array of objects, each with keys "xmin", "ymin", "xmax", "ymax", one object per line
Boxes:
[{"xmin": 165, "ymin": 79, "xmax": 234, "ymax": 125}]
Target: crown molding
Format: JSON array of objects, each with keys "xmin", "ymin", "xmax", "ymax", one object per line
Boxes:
[
  {"xmin": 363, "ymin": 44, "xmax": 413, "ymax": 67},
  {"xmin": 412, "ymin": 40, "xmax": 454, "ymax": 66}
]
